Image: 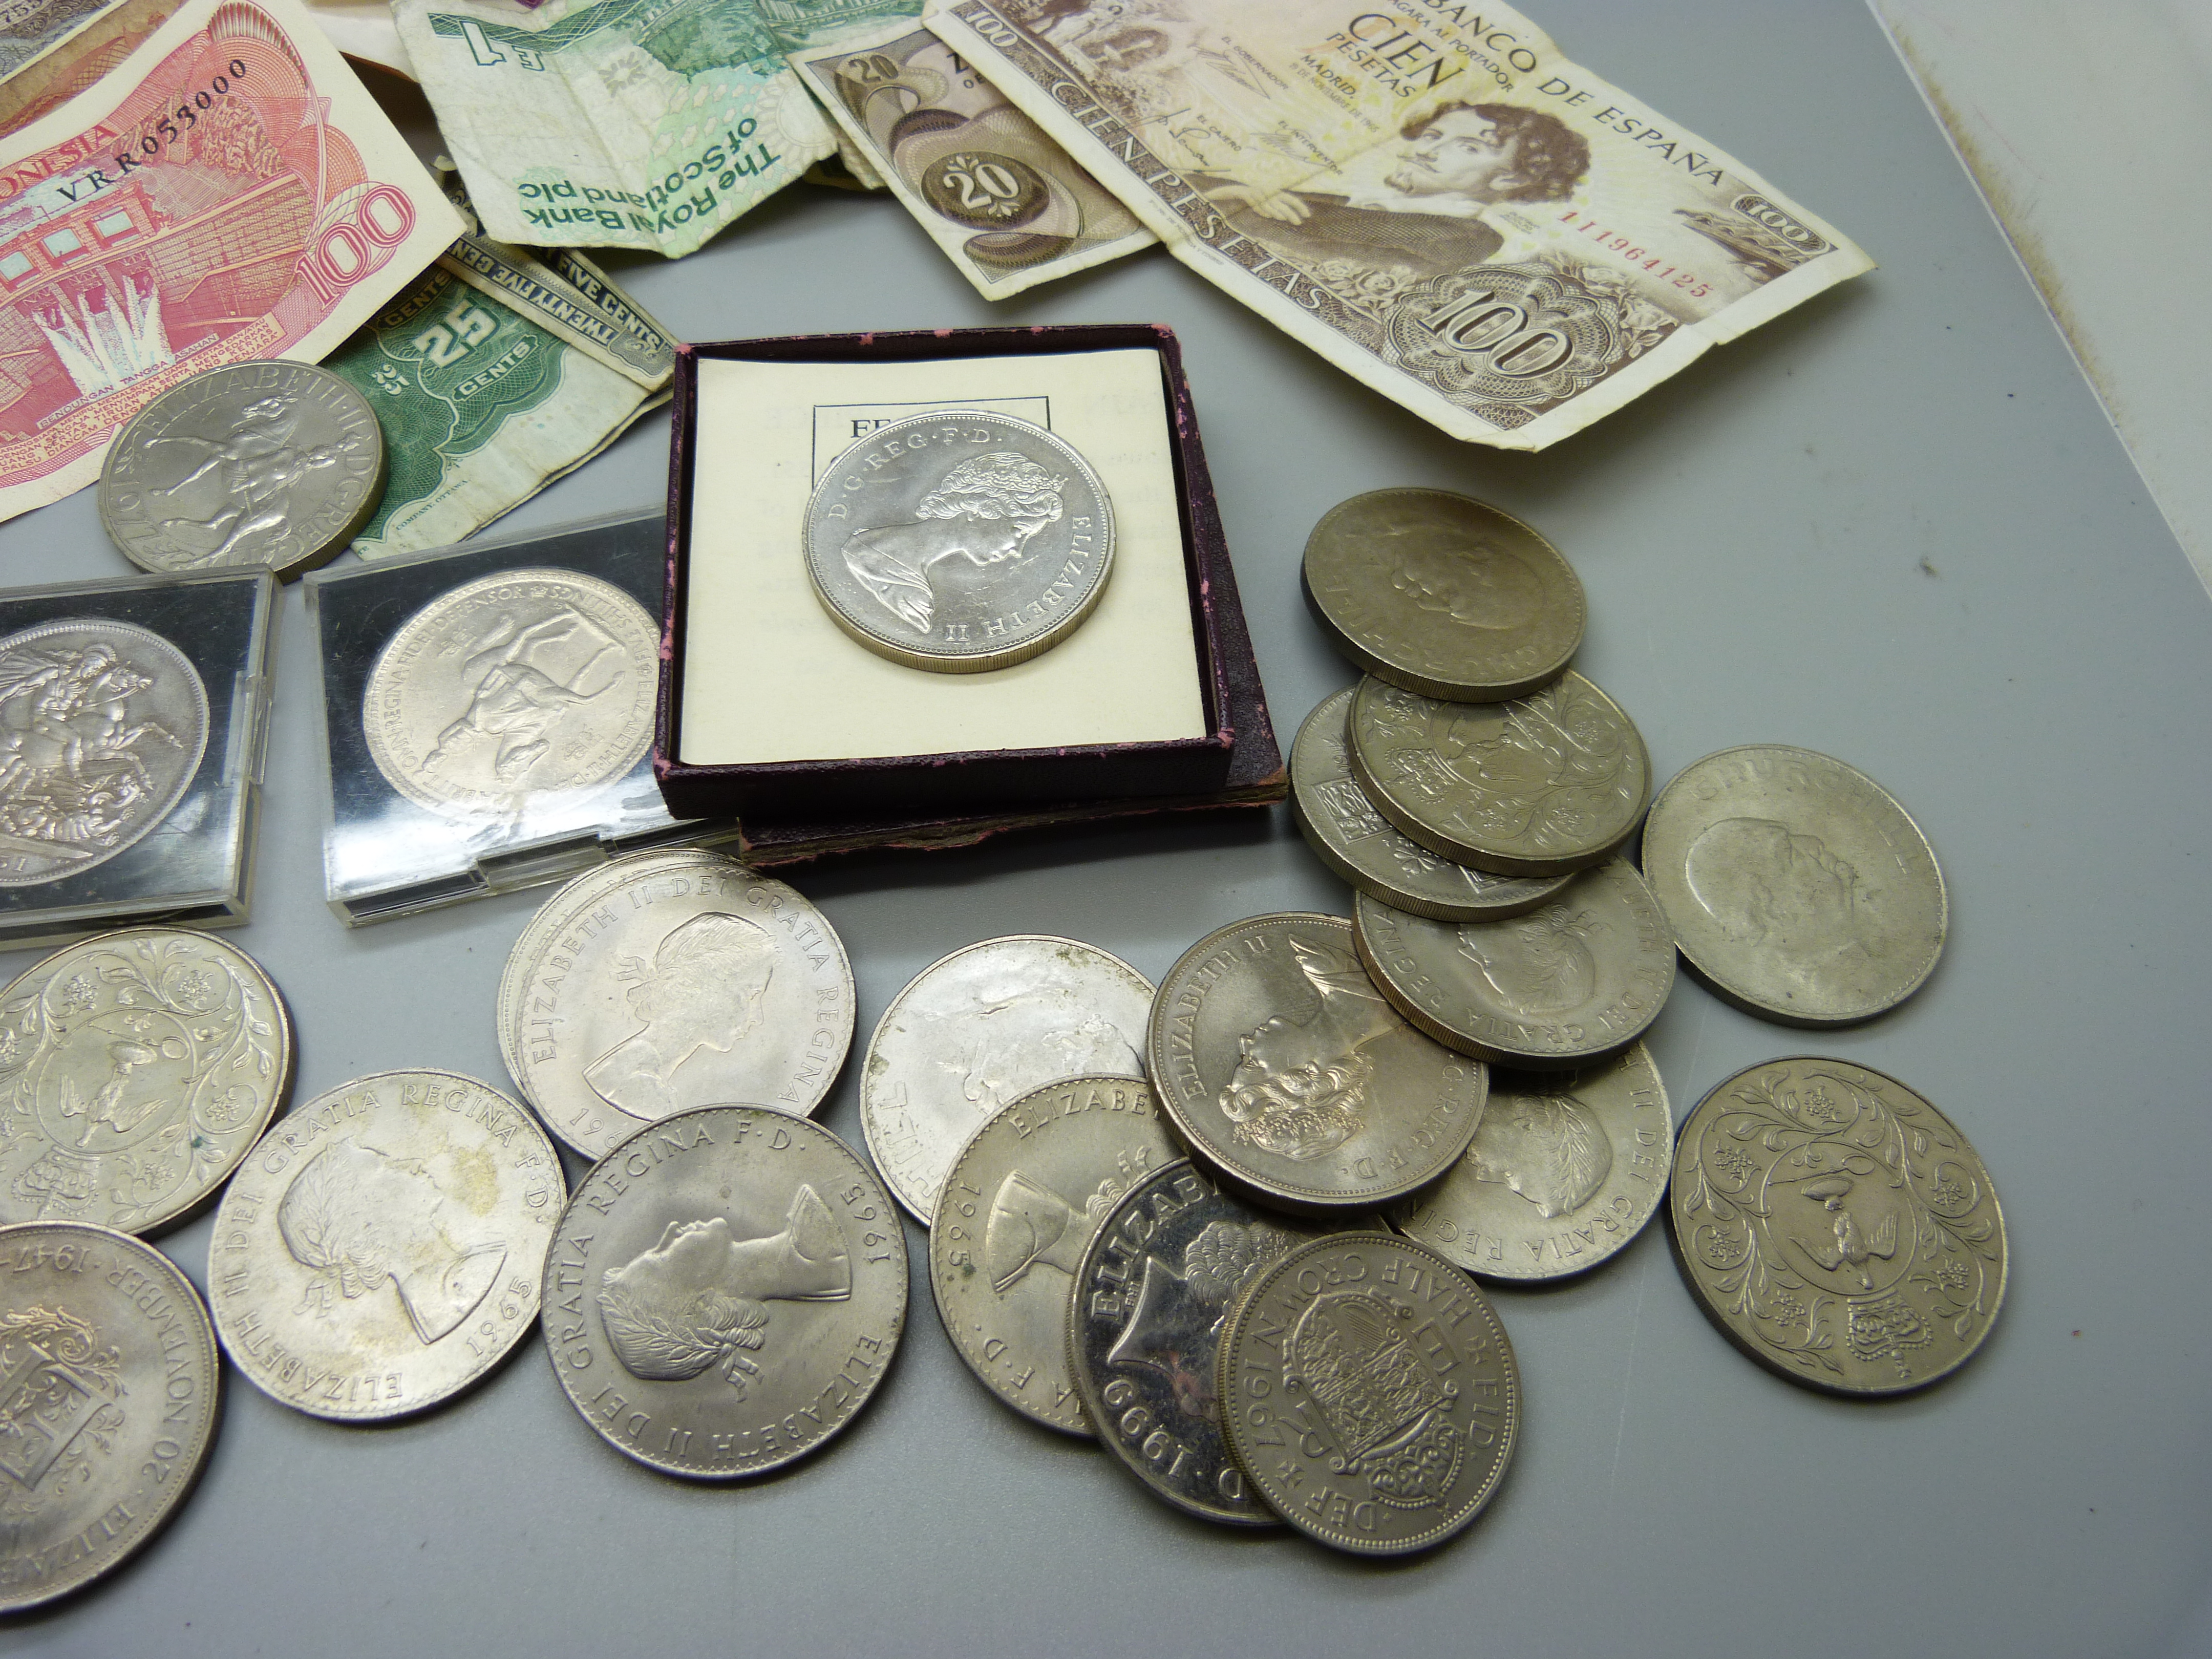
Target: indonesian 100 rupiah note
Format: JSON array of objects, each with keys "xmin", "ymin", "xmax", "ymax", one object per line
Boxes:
[
  {"xmin": 395, "ymin": 0, "xmax": 839, "ymax": 257},
  {"xmin": 791, "ymin": 15, "xmax": 1152, "ymax": 297},
  {"xmin": 926, "ymin": 0, "xmax": 1872, "ymax": 451},
  {"xmin": 0, "ymin": 0, "xmax": 463, "ymax": 524}
]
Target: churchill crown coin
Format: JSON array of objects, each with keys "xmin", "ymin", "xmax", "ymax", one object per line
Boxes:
[
  {"xmin": 1303, "ymin": 488, "xmax": 1584, "ymax": 701},
  {"xmin": 805, "ymin": 409, "xmax": 1115, "ymax": 673},
  {"xmin": 1640, "ymin": 746, "xmax": 1946, "ymax": 1025}
]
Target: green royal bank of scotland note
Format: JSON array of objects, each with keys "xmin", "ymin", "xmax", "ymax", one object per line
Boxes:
[
  {"xmin": 325, "ymin": 259, "xmax": 660, "ymax": 559},
  {"xmin": 397, "ymin": 0, "xmax": 838, "ymax": 256}
]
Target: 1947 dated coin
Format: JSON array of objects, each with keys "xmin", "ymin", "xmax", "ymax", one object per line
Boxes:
[
  {"xmin": 1070, "ymin": 1159, "xmax": 1367, "ymax": 1526},
  {"xmin": 861, "ymin": 934, "xmax": 1154, "ymax": 1224},
  {"xmin": 0, "ymin": 929, "xmax": 293, "ymax": 1235},
  {"xmin": 929, "ymin": 1075, "xmax": 1179, "ymax": 1435},
  {"xmin": 99, "ymin": 360, "xmax": 386, "ymax": 581},
  {"xmin": 500, "ymin": 852, "xmax": 856, "ymax": 1160},
  {"xmin": 1669, "ymin": 1057, "xmax": 2006, "ymax": 1396},
  {"xmin": 1350, "ymin": 672, "xmax": 1651, "ymax": 876},
  {"xmin": 207, "ymin": 1070, "xmax": 563, "ymax": 1422},
  {"xmin": 1640, "ymin": 746, "xmax": 1947, "ymax": 1026},
  {"xmin": 1302, "ymin": 488, "xmax": 1584, "ymax": 701},
  {"xmin": 363, "ymin": 567, "xmax": 657, "ymax": 818},
  {"xmin": 1352, "ymin": 863, "xmax": 1675, "ymax": 1071},
  {"xmin": 804, "ymin": 409, "xmax": 1115, "ymax": 674},
  {"xmin": 0, "ymin": 619, "xmax": 208, "ymax": 887},
  {"xmin": 544, "ymin": 1108, "xmax": 906, "ymax": 1480},
  {"xmin": 1146, "ymin": 914, "xmax": 1485, "ymax": 1211},
  {"xmin": 0, "ymin": 1221, "xmax": 220, "ymax": 1612},
  {"xmin": 1390, "ymin": 1044, "xmax": 1672, "ymax": 1281},
  {"xmin": 1291, "ymin": 688, "xmax": 1569, "ymax": 923},
  {"xmin": 1218, "ymin": 1232, "xmax": 1519, "ymax": 1556}
]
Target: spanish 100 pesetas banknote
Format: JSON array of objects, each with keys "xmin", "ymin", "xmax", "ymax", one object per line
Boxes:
[
  {"xmin": 0, "ymin": 0, "xmax": 461, "ymax": 523},
  {"xmin": 926, "ymin": 0, "xmax": 1871, "ymax": 451}
]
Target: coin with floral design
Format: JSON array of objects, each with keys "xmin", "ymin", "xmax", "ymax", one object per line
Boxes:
[
  {"xmin": 1668, "ymin": 1057, "xmax": 2006, "ymax": 1395},
  {"xmin": 0, "ymin": 929, "xmax": 292, "ymax": 1235}
]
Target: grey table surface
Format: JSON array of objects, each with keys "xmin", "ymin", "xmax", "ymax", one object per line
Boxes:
[{"xmin": 5, "ymin": 4, "xmax": 2208, "ymax": 1655}]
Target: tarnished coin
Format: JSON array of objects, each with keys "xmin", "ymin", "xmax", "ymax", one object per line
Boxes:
[
  {"xmin": 363, "ymin": 567, "xmax": 657, "ymax": 817},
  {"xmin": 500, "ymin": 852, "xmax": 856, "ymax": 1160},
  {"xmin": 1352, "ymin": 863, "xmax": 1675, "ymax": 1070},
  {"xmin": 1669, "ymin": 1058, "xmax": 2006, "ymax": 1396},
  {"xmin": 1302, "ymin": 489, "xmax": 1584, "ymax": 701},
  {"xmin": 1218, "ymin": 1232, "xmax": 1518, "ymax": 1555},
  {"xmin": 1291, "ymin": 688, "xmax": 1569, "ymax": 922},
  {"xmin": 1146, "ymin": 914, "xmax": 1485, "ymax": 1210},
  {"xmin": 1390, "ymin": 1044, "xmax": 1672, "ymax": 1281},
  {"xmin": 99, "ymin": 360, "xmax": 385, "ymax": 580},
  {"xmin": 1349, "ymin": 672, "xmax": 1651, "ymax": 875},
  {"xmin": 0, "ymin": 929, "xmax": 293, "ymax": 1234},
  {"xmin": 493, "ymin": 847, "xmax": 730, "ymax": 1089},
  {"xmin": 1070, "ymin": 1159, "xmax": 1361, "ymax": 1526},
  {"xmin": 804, "ymin": 409, "xmax": 1115, "ymax": 673},
  {"xmin": 207, "ymin": 1071, "xmax": 563, "ymax": 1421},
  {"xmin": 544, "ymin": 1108, "xmax": 906, "ymax": 1479},
  {"xmin": 929, "ymin": 1075, "xmax": 1178, "ymax": 1435},
  {"xmin": 1641, "ymin": 746, "xmax": 1947, "ymax": 1026},
  {"xmin": 0, "ymin": 1222, "xmax": 220, "ymax": 1611},
  {"xmin": 861, "ymin": 934, "xmax": 1154, "ymax": 1224},
  {"xmin": 0, "ymin": 619, "xmax": 208, "ymax": 887}
]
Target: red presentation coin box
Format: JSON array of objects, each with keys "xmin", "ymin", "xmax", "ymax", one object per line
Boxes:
[{"xmin": 655, "ymin": 322, "xmax": 1282, "ymax": 830}]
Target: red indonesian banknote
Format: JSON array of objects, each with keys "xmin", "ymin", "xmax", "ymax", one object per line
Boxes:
[{"xmin": 0, "ymin": 0, "xmax": 462, "ymax": 524}]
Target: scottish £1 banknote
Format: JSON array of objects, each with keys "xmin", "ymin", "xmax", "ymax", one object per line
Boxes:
[
  {"xmin": 397, "ymin": 0, "xmax": 838, "ymax": 256},
  {"xmin": 927, "ymin": 0, "xmax": 1871, "ymax": 450}
]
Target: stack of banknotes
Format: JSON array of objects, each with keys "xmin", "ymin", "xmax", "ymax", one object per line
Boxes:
[{"xmin": 0, "ymin": 0, "xmax": 1873, "ymax": 543}]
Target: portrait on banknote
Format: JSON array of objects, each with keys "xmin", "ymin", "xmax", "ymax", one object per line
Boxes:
[{"xmin": 930, "ymin": 0, "xmax": 1871, "ymax": 448}]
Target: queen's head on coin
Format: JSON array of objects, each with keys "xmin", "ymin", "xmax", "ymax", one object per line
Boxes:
[
  {"xmin": 595, "ymin": 1187, "xmax": 852, "ymax": 1395},
  {"xmin": 841, "ymin": 451, "xmax": 1067, "ymax": 633},
  {"xmin": 1466, "ymin": 1089, "xmax": 1611, "ymax": 1219},
  {"xmin": 584, "ymin": 913, "xmax": 775, "ymax": 1121},
  {"xmin": 1219, "ymin": 935, "xmax": 1396, "ymax": 1162},
  {"xmin": 278, "ymin": 1139, "xmax": 507, "ymax": 1346}
]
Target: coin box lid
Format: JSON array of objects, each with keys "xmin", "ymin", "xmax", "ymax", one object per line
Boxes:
[
  {"xmin": 657, "ymin": 323, "xmax": 1282, "ymax": 826},
  {"xmin": 0, "ymin": 568, "xmax": 275, "ymax": 951},
  {"xmin": 304, "ymin": 512, "xmax": 739, "ymax": 928}
]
